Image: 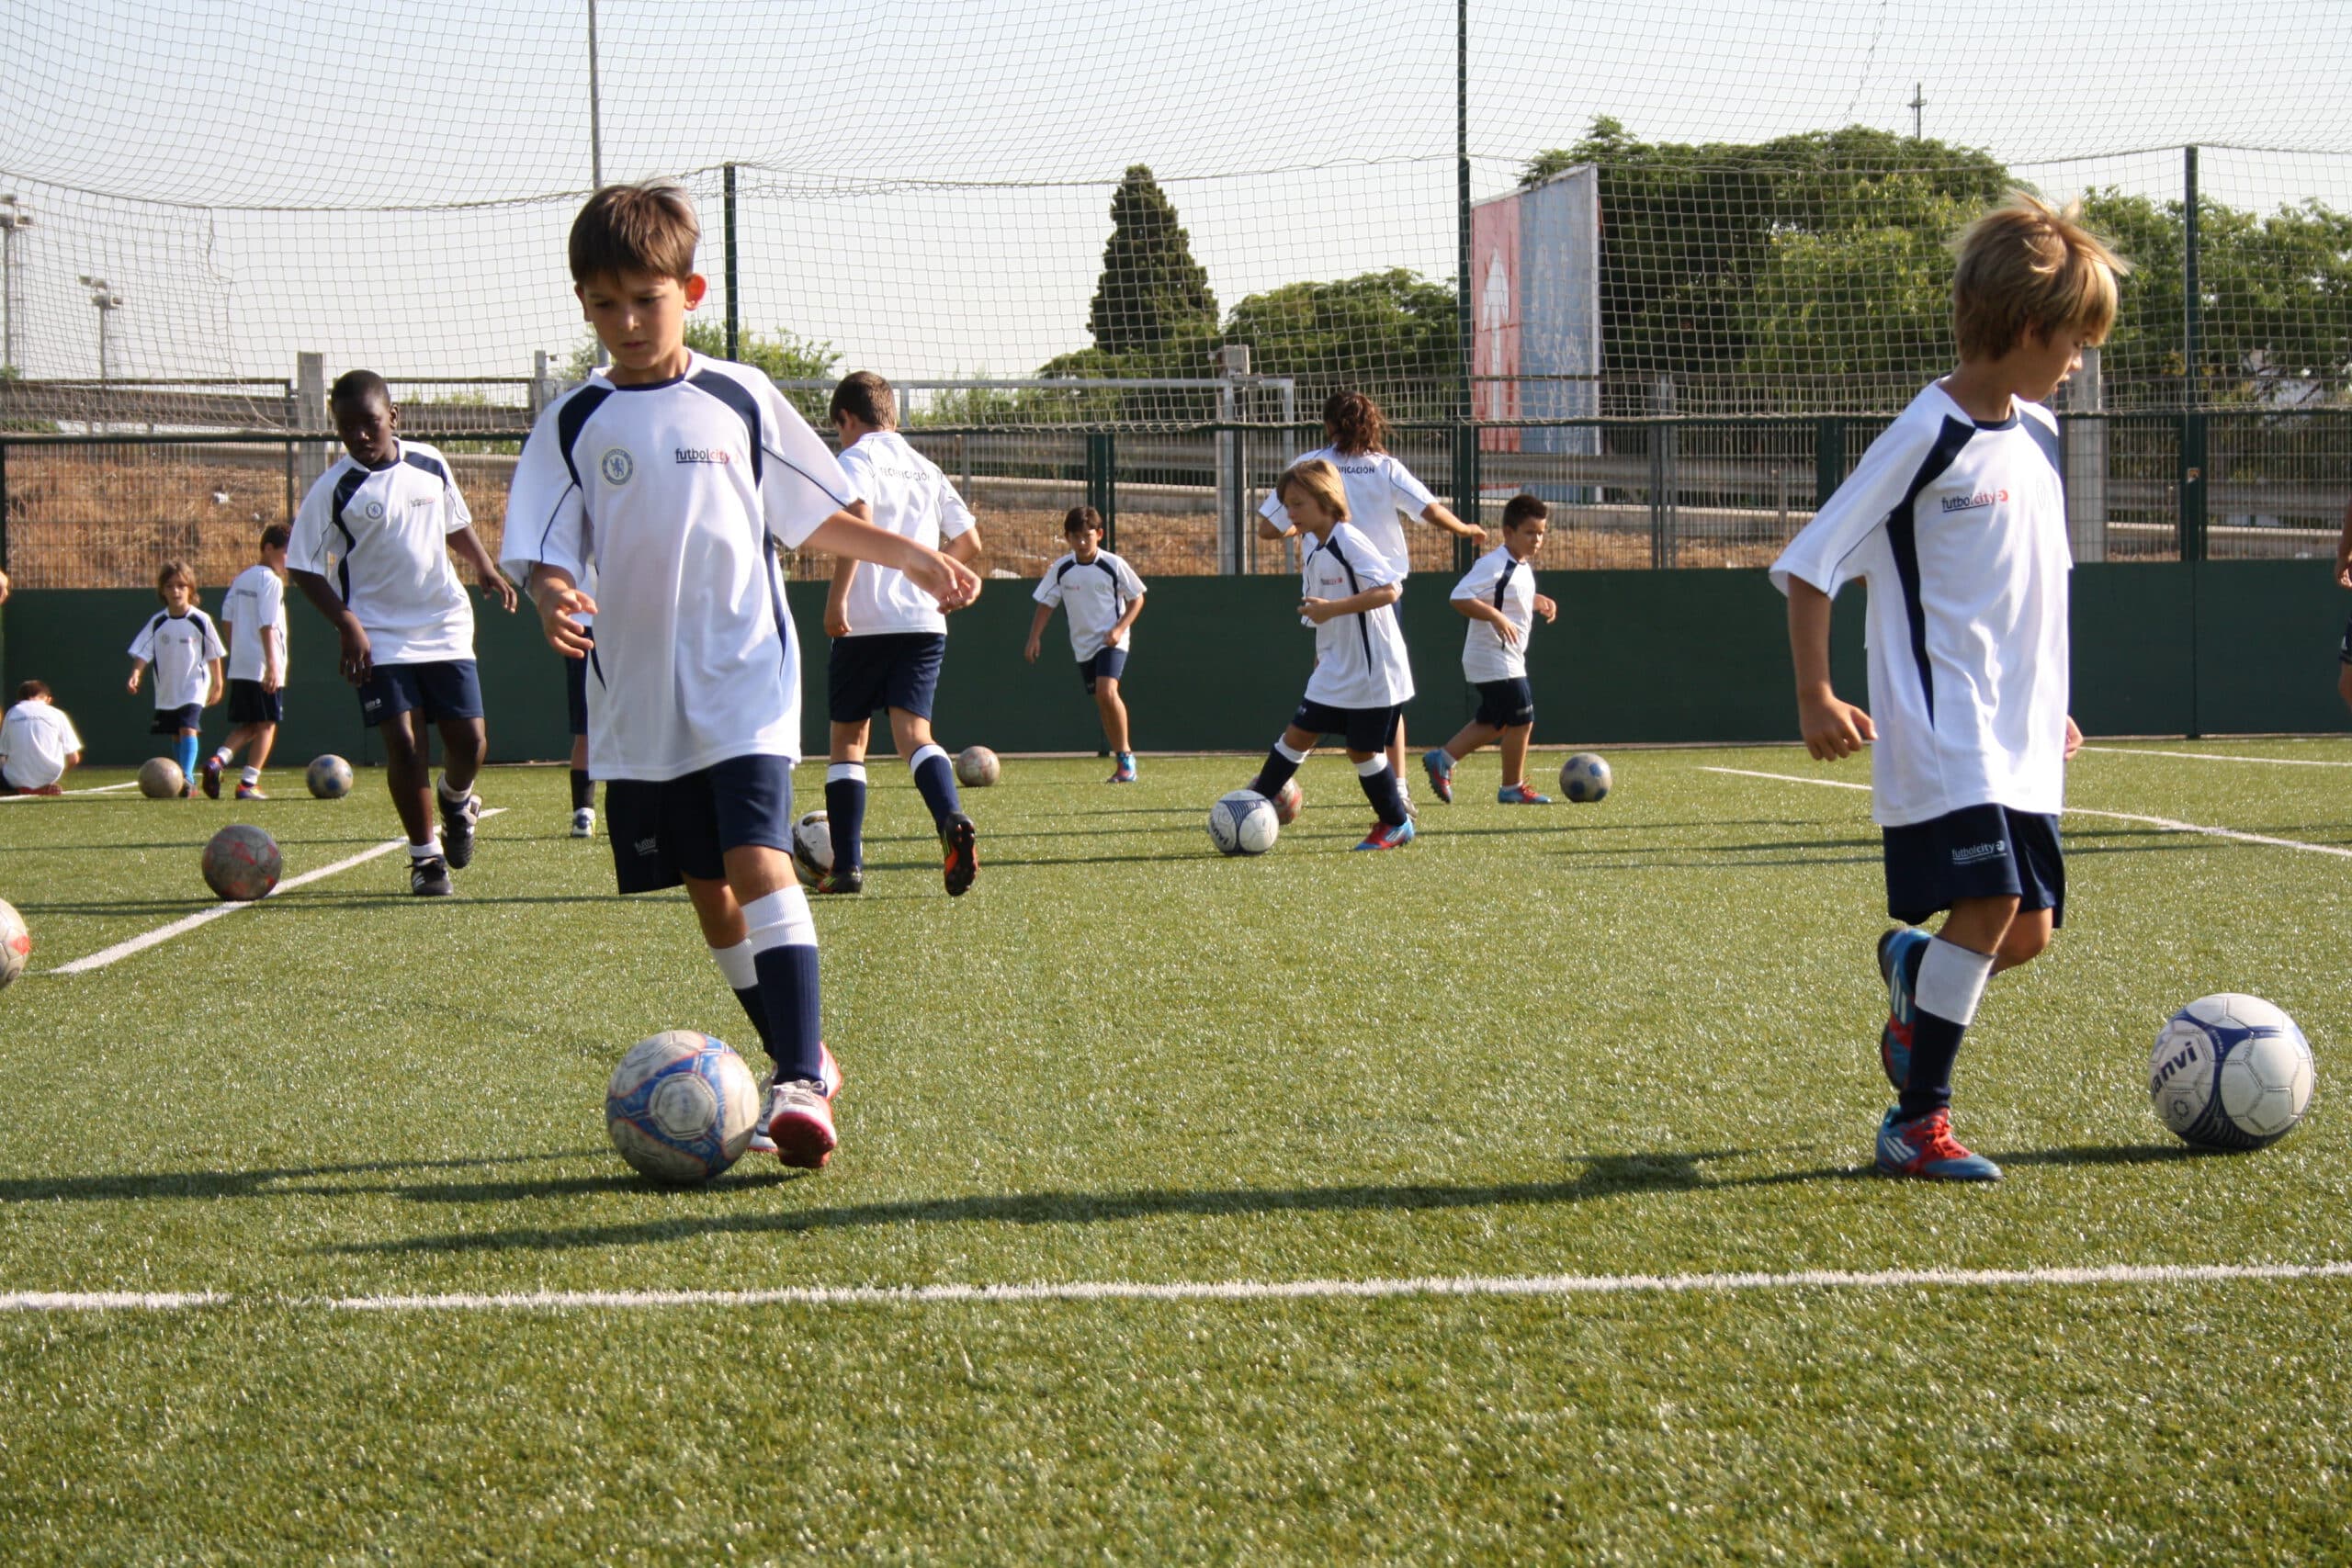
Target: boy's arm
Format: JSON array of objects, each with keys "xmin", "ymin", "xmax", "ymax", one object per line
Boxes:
[
  {"xmin": 447, "ymin": 527, "xmax": 518, "ymax": 613},
  {"xmin": 944, "ymin": 526, "xmax": 983, "ymax": 567},
  {"xmin": 205, "ymin": 657, "xmax": 224, "ymax": 706},
  {"xmin": 804, "ymin": 510, "xmax": 981, "ymax": 612},
  {"xmin": 1787, "ymin": 579, "xmax": 1873, "ymax": 760},
  {"xmin": 1108, "ymin": 591, "xmax": 1145, "ymax": 641},
  {"xmin": 288, "ymin": 568, "xmax": 377, "ymax": 684},
  {"xmin": 523, "ymin": 565, "xmax": 596, "ymax": 658},
  {"xmin": 824, "ymin": 557, "xmax": 858, "ymax": 638},
  {"xmin": 1023, "ymin": 602, "xmax": 1054, "ymax": 663},
  {"xmin": 1419, "ymin": 501, "xmax": 1489, "ymax": 547},
  {"xmin": 1452, "ymin": 595, "xmax": 1520, "ymax": 644},
  {"xmin": 2336, "ymin": 494, "xmax": 2352, "ymax": 589},
  {"xmin": 125, "ymin": 658, "xmax": 145, "ymax": 694},
  {"xmin": 1300, "ymin": 581, "xmax": 1403, "ymax": 624}
]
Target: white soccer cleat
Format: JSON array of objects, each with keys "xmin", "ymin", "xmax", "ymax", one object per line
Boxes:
[
  {"xmin": 570, "ymin": 807, "xmax": 595, "ymax": 839},
  {"xmin": 752, "ymin": 1046, "xmax": 842, "ymax": 1160},
  {"xmin": 763, "ymin": 1077, "xmax": 838, "ymax": 1169}
]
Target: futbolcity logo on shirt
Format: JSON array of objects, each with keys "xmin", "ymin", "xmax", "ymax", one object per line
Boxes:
[
  {"xmin": 1939, "ymin": 488, "xmax": 2008, "ymax": 513},
  {"xmin": 601, "ymin": 448, "xmax": 635, "ymax": 486},
  {"xmin": 673, "ymin": 448, "xmax": 732, "ymax": 465}
]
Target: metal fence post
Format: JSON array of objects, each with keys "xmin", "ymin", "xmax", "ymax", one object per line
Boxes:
[
  {"xmin": 1085, "ymin": 430, "xmax": 1116, "ymax": 550},
  {"xmin": 1814, "ymin": 416, "xmax": 1847, "ymax": 509},
  {"xmin": 2181, "ymin": 143, "xmax": 2207, "ymax": 563},
  {"xmin": 723, "ymin": 163, "xmax": 741, "ymax": 363},
  {"xmin": 0, "ymin": 439, "xmax": 10, "ymax": 574},
  {"xmin": 1648, "ymin": 375, "xmax": 1678, "ymax": 568}
]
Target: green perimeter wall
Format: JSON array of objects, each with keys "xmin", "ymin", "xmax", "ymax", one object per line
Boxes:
[{"xmin": 4, "ymin": 562, "xmax": 2342, "ymax": 769}]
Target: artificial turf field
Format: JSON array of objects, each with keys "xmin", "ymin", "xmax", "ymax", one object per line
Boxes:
[{"xmin": 0, "ymin": 741, "xmax": 2346, "ymax": 1562}]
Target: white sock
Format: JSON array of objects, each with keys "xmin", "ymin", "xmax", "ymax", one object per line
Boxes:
[
  {"xmin": 436, "ymin": 773, "xmax": 470, "ymax": 803},
  {"xmin": 709, "ymin": 938, "xmax": 758, "ymax": 990},
  {"xmin": 407, "ymin": 840, "xmax": 440, "ymax": 863},
  {"xmin": 241, "ymin": 767, "xmax": 260, "ymax": 786},
  {"xmin": 741, "ymin": 887, "xmax": 817, "ymax": 954},
  {"xmin": 1354, "ymin": 755, "xmax": 1388, "ymax": 777},
  {"xmin": 1273, "ymin": 739, "xmax": 1307, "ymax": 764},
  {"xmin": 1916, "ymin": 938, "xmax": 1996, "ymax": 1025},
  {"xmin": 826, "ymin": 761, "xmax": 866, "ymax": 784}
]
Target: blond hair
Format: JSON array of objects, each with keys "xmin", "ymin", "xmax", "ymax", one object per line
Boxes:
[
  {"xmin": 569, "ymin": 179, "xmax": 699, "ymax": 285},
  {"xmin": 1952, "ymin": 191, "xmax": 2129, "ymax": 362},
  {"xmin": 1276, "ymin": 458, "xmax": 1350, "ymax": 521}
]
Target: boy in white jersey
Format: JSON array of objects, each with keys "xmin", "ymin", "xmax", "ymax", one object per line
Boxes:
[
  {"xmin": 1257, "ymin": 389, "xmax": 1486, "ymax": 805},
  {"xmin": 0, "ymin": 681, "xmax": 83, "ymax": 795},
  {"xmin": 1241, "ymin": 459, "xmax": 1418, "ymax": 851},
  {"xmin": 1772, "ymin": 193, "xmax": 2122, "ymax": 1182},
  {"xmin": 1424, "ymin": 495, "xmax": 1559, "ymax": 806},
  {"xmin": 289, "ymin": 371, "xmax": 516, "ymax": 896},
  {"xmin": 202, "ymin": 524, "xmax": 291, "ymax": 800},
  {"xmin": 125, "ymin": 561, "xmax": 224, "ymax": 795},
  {"xmin": 503, "ymin": 181, "xmax": 979, "ymax": 1169},
  {"xmin": 1024, "ymin": 506, "xmax": 1147, "ymax": 781},
  {"xmin": 818, "ymin": 372, "xmax": 985, "ymax": 897}
]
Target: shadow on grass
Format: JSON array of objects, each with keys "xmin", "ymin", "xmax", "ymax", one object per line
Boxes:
[
  {"xmin": 0, "ymin": 836, "xmax": 401, "ymax": 855},
  {"xmin": 1996, "ymin": 1143, "xmax": 2216, "ymax": 1168},
  {"xmin": 0, "ymin": 1148, "xmax": 612, "ymax": 1204}
]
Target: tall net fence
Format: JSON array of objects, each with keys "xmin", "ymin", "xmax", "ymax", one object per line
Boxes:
[{"xmin": 4, "ymin": 0, "xmax": 2351, "ymax": 583}]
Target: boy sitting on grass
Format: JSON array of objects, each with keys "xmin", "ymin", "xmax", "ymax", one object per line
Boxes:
[{"xmin": 0, "ymin": 681, "xmax": 83, "ymax": 795}]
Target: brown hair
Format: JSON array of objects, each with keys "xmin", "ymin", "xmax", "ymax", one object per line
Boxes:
[
  {"xmin": 156, "ymin": 560, "xmax": 195, "ymax": 596},
  {"xmin": 1321, "ymin": 389, "xmax": 1388, "ymax": 455},
  {"xmin": 1063, "ymin": 506, "xmax": 1103, "ymax": 535},
  {"xmin": 829, "ymin": 371, "xmax": 898, "ymax": 430},
  {"xmin": 16, "ymin": 680, "xmax": 50, "ymax": 702},
  {"xmin": 1952, "ymin": 192, "xmax": 2129, "ymax": 362},
  {"xmin": 1501, "ymin": 494, "xmax": 1549, "ymax": 529},
  {"xmin": 260, "ymin": 523, "xmax": 291, "ymax": 552},
  {"xmin": 1276, "ymin": 458, "xmax": 1350, "ymax": 521},
  {"xmin": 568, "ymin": 179, "xmax": 699, "ymax": 285}
]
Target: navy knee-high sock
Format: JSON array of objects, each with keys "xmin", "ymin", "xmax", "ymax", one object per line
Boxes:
[
  {"xmin": 909, "ymin": 744, "xmax": 961, "ymax": 829},
  {"xmin": 1355, "ymin": 758, "xmax": 1408, "ymax": 828},
  {"xmin": 742, "ymin": 888, "xmax": 823, "ymax": 1082},
  {"xmin": 1249, "ymin": 739, "xmax": 1306, "ymax": 798},
  {"xmin": 570, "ymin": 768, "xmax": 594, "ymax": 811},
  {"xmin": 825, "ymin": 762, "xmax": 868, "ymax": 872},
  {"xmin": 1898, "ymin": 938, "xmax": 1996, "ymax": 1120}
]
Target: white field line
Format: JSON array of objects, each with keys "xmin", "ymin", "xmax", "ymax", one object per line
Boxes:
[
  {"xmin": 2, "ymin": 1260, "xmax": 2349, "ymax": 1314},
  {"xmin": 45, "ymin": 807, "xmax": 509, "ymax": 976},
  {"xmin": 0, "ymin": 781, "xmax": 140, "ymax": 801},
  {"xmin": 2081, "ymin": 744, "xmax": 2352, "ymax": 768},
  {"xmin": 1700, "ymin": 767, "xmax": 2352, "ymax": 860}
]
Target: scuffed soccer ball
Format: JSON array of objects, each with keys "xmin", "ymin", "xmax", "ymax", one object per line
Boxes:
[
  {"xmin": 1558, "ymin": 752, "xmax": 1612, "ymax": 804},
  {"xmin": 1272, "ymin": 777, "xmax": 1304, "ymax": 826},
  {"xmin": 605, "ymin": 1030, "xmax": 762, "ymax": 1183},
  {"xmin": 139, "ymin": 757, "xmax": 185, "ymax": 799},
  {"xmin": 201, "ymin": 824, "xmax": 282, "ymax": 901},
  {"xmin": 956, "ymin": 746, "xmax": 1001, "ymax": 788},
  {"xmin": 306, "ymin": 754, "xmax": 354, "ymax": 799},
  {"xmin": 0, "ymin": 898, "xmax": 28, "ymax": 989},
  {"xmin": 1208, "ymin": 789, "xmax": 1280, "ymax": 857},
  {"xmin": 791, "ymin": 809, "xmax": 834, "ymax": 879},
  {"xmin": 2150, "ymin": 993, "xmax": 2315, "ymax": 1151}
]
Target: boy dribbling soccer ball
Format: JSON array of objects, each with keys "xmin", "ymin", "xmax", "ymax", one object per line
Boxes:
[
  {"xmin": 1771, "ymin": 192, "xmax": 2123, "ymax": 1181},
  {"xmin": 125, "ymin": 561, "xmax": 223, "ymax": 795}
]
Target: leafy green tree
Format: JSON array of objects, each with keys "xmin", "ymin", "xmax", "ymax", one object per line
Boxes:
[
  {"xmin": 1088, "ymin": 165, "xmax": 1218, "ymax": 358},
  {"xmin": 1220, "ymin": 268, "xmax": 1456, "ymax": 399}
]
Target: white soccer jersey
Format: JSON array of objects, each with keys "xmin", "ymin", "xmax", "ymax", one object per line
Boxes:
[
  {"xmin": 1259, "ymin": 445, "xmax": 1440, "ymax": 579},
  {"xmin": 1770, "ymin": 381, "xmax": 2072, "ymax": 827},
  {"xmin": 288, "ymin": 441, "xmax": 476, "ymax": 666},
  {"xmin": 1299, "ymin": 523, "xmax": 1415, "ymax": 709},
  {"xmin": 128, "ymin": 607, "xmax": 225, "ymax": 710},
  {"xmin": 220, "ymin": 563, "xmax": 289, "ymax": 683},
  {"xmin": 500, "ymin": 353, "xmax": 858, "ymax": 782},
  {"xmin": 1034, "ymin": 549, "xmax": 1146, "ymax": 661},
  {"xmin": 1451, "ymin": 545, "xmax": 1538, "ymax": 682},
  {"xmin": 834, "ymin": 430, "xmax": 974, "ymax": 637},
  {"xmin": 0, "ymin": 701, "xmax": 81, "ymax": 789}
]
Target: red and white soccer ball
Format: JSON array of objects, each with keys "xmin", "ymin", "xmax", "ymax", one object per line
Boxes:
[
  {"xmin": 956, "ymin": 746, "xmax": 1001, "ymax": 788},
  {"xmin": 1272, "ymin": 777, "xmax": 1304, "ymax": 826},
  {"xmin": 2150, "ymin": 993, "xmax": 2315, "ymax": 1151},
  {"xmin": 0, "ymin": 897, "xmax": 28, "ymax": 989},
  {"xmin": 201, "ymin": 824, "xmax": 282, "ymax": 902}
]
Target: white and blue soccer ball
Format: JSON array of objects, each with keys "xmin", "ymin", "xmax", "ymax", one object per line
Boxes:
[
  {"xmin": 790, "ymin": 809, "xmax": 833, "ymax": 879},
  {"xmin": 1208, "ymin": 789, "xmax": 1280, "ymax": 857},
  {"xmin": 2149, "ymin": 993, "xmax": 2315, "ymax": 1151},
  {"xmin": 605, "ymin": 1030, "xmax": 763, "ymax": 1183},
  {"xmin": 306, "ymin": 754, "xmax": 354, "ymax": 799},
  {"xmin": 1558, "ymin": 752, "xmax": 1612, "ymax": 804}
]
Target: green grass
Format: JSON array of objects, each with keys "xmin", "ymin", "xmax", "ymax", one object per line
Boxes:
[{"xmin": 0, "ymin": 744, "xmax": 2346, "ymax": 1562}]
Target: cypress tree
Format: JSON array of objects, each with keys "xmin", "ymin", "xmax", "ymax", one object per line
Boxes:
[{"xmin": 1087, "ymin": 164, "xmax": 1217, "ymax": 359}]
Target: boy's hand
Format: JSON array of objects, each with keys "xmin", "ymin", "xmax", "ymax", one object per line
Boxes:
[
  {"xmin": 824, "ymin": 603, "xmax": 852, "ymax": 638},
  {"xmin": 1494, "ymin": 619, "xmax": 1521, "ymax": 647},
  {"xmin": 478, "ymin": 568, "xmax": 518, "ymax": 614},
  {"xmin": 1023, "ymin": 636, "xmax": 1041, "ymax": 664},
  {"xmin": 536, "ymin": 584, "xmax": 598, "ymax": 659},
  {"xmin": 910, "ymin": 552, "xmax": 982, "ymax": 613},
  {"xmin": 336, "ymin": 617, "xmax": 376, "ymax": 684},
  {"xmin": 1299, "ymin": 596, "xmax": 1337, "ymax": 625},
  {"xmin": 2063, "ymin": 714, "xmax": 2084, "ymax": 760},
  {"xmin": 1798, "ymin": 688, "xmax": 1875, "ymax": 761},
  {"xmin": 125, "ymin": 667, "xmax": 142, "ymax": 695},
  {"xmin": 1532, "ymin": 593, "xmax": 1558, "ymax": 623}
]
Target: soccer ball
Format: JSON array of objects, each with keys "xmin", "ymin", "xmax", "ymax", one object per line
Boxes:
[
  {"xmin": 0, "ymin": 898, "xmax": 28, "ymax": 989},
  {"xmin": 202, "ymin": 824, "xmax": 282, "ymax": 901},
  {"xmin": 1559, "ymin": 752, "xmax": 1612, "ymax": 804},
  {"xmin": 791, "ymin": 809, "xmax": 834, "ymax": 878},
  {"xmin": 2149, "ymin": 993, "xmax": 2315, "ymax": 1151},
  {"xmin": 1208, "ymin": 789, "xmax": 1280, "ymax": 856},
  {"xmin": 139, "ymin": 757, "xmax": 185, "ymax": 799},
  {"xmin": 605, "ymin": 1030, "xmax": 763, "ymax": 1183},
  {"xmin": 306, "ymin": 754, "xmax": 354, "ymax": 799},
  {"xmin": 1272, "ymin": 777, "xmax": 1304, "ymax": 825},
  {"xmin": 956, "ymin": 746, "xmax": 1001, "ymax": 787}
]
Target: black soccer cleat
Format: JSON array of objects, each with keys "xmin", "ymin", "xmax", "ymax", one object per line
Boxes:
[
  {"xmin": 439, "ymin": 789, "xmax": 481, "ymax": 869},
  {"xmin": 410, "ymin": 856, "xmax": 454, "ymax": 897},
  {"xmin": 200, "ymin": 755, "xmax": 224, "ymax": 799},
  {"xmin": 812, "ymin": 866, "xmax": 865, "ymax": 896},
  {"xmin": 941, "ymin": 813, "xmax": 978, "ymax": 898}
]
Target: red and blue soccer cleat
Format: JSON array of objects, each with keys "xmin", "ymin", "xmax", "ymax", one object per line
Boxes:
[
  {"xmin": 1875, "ymin": 1106, "xmax": 2002, "ymax": 1181},
  {"xmin": 1497, "ymin": 782, "xmax": 1552, "ymax": 805},
  {"xmin": 1352, "ymin": 818, "xmax": 1416, "ymax": 852},
  {"xmin": 1420, "ymin": 749, "xmax": 1455, "ymax": 805},
  {"xmin": 1876, "ymin": 926, "xmax": 1930, "ymax": 1091}
]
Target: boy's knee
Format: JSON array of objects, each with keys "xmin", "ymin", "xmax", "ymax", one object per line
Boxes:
[{"xmin": 1998, "ymin": 919, "xmax": 2052, "ymax": 966}]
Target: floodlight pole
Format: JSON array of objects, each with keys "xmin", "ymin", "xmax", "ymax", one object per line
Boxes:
[
  {"xmin": 1452, "ymin": 0, "xmax": 1477, "ymax": 570},
  {"xmin": 79, "ymin": 275, "xmax": 123, "ymax": 432},
  {"xmin": 586, "ymin": 0, "xmax": 608, "ymax": 367},
  {"xmin": 0, "ymin": 195, "xmax": 29, "ymax": 377}
]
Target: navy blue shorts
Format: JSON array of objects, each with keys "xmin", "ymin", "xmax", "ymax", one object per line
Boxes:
[
  {"xmin": 829, "ymin": 632, "xmax": 944, "ymax": 724},
  {"xmin": 604, "ymin": 753, "xmax": 797, "ymax": 895},
  {"xmin": 150, "ymin": 703, "xmax": 202, "ymax": 735},
  {"xmin": 2339, "ymin": 614, "xmax": 2351, "ymax": 665},
  {"xmin": 227, "ymin": 680, "xmax": 283, "ymax": 726},
  {"xmin": 358, "ymin": 660, "xmax": 483, "ymax": 728},
  {"xmin": 1474, "ymin": 676, "xmax": 1534, "ymax": 728},
  {"xmin": 1291, "ymin": 698, "xmax": 1401, "ymax": 755},
  {"xmin": 1883, "ymin": 804, "xmax": 2065, "ymax": 928},
  {"xmin": 565, "ymin": 626, "xmax": 594, "ymax": 737},
  {"xmin": 1080, "ymin": 647, "xmax": 1129, "ymax": 693}
]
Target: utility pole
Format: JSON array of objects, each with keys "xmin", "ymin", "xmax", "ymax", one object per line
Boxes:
[
  {"xmin": 79, "ymin": 276, "xmax": 123, "ymax": 430},
  {"xmin": 1908, "ymin": 84, "xmax": 1925, "ymax": 141},
  {"xmin": 0, "ymin": 195, "xmax": 30, "ymax": 376},
  {"xmin": 586, "ymin": 0, "xmax": 609, "ymax": 369}
]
